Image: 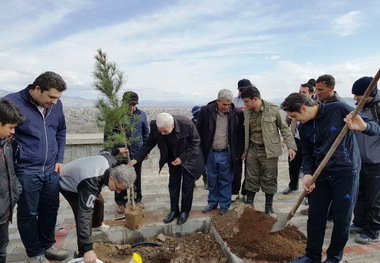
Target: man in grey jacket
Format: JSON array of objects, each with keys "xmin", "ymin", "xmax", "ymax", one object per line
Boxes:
[
  {"xmin": 350, "ymin": 76, "xmax": 380, "ymax": 244},
  {"xmin": 60, "ymin": 152, "xmax": 130, "ymax": 263}
]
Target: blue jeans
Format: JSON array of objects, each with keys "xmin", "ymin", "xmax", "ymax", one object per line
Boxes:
[
  {"xmin": 206, "ymin": 151, "xmax": 233, "ymax": 210},
  {"xmin": 17, "ymin": 171, "xmax": 60, "ymax": 257},
  {"xmin": 0, "ymin": 221, "xmax": 9, "ymax": 263}
]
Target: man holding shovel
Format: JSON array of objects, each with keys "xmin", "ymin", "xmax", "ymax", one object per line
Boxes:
[{"xmin": 281, "ymin": 93, "xmax": 380, "ymax": 263}]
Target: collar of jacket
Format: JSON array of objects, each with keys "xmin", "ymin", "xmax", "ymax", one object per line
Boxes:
[{"xmin": 359, "ymin": 92, "xmax": 380, "ymax": 108}]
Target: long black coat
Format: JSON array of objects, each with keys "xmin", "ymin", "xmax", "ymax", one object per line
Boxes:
[
  {"xmin": 134, "ymin": 115, "xmax": 204, "ymax": 179},
  {"xmin": 196, "ymin": 101, "xmax": 244, "ymax": 176}
]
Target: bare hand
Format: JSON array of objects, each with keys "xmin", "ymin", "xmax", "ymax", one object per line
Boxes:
[
  {"xmin": 118, "ymin": 147, "xmax": 129, "ymax": 156},
  {"xmin": 84, "ymin": 250, "xmax": 98, "ymax": 263},
  {"xmin": 128, "ymin": 159, "xmax": 138, "ymax": 167},
  {"xmin": 171, "ymin": 157, "xmax": 182, "ymax": 166},
  {"xmin": 288, "ymin": 149, "xmax": 296, "ymax": 161},
  {"xmin": 54, "ymin": 163, "xmax": 63, "ymax": 176},
  {"xmin": 344, "ymin": 112, "xmax": 367, "ymax": 131},
  {"xmin": 302, "ymin": 174, "xmax": 315, "ymax": 193},
  {"xmin": 241, "ymin": 153, "xmax": 246, "ymax": 160}
]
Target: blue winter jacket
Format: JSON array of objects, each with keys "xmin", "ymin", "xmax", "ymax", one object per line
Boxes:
[
  {"xmin": 6, "ymin": 86, "xmax": 66, "ymax": 174},
  {"xmin": 299, "ymin": 102, "xmax": 380, "ymax": 180}
]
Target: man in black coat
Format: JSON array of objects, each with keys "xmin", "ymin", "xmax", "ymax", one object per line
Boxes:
[
  {"xmin": 129, "ymin": 113, "xmax": 204, "ymax": 225},
  {"xmin": 197, "ymin": 89, "xmax": 244, "ymax": 215}
]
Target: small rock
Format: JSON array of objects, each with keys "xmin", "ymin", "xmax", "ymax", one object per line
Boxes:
[
  {"xmin": 175, "ymin": 245, "xmax": 181, "ymax": 251},
  {"xmin": 232, "ymin": 227, "xmax": 239, "ymax": 233},
  {"xmin": 220, "ymin": 258, "xmax": 228, "ymax": 263},
  {"xmin": 156, "ymin": 233, "xmax": 166, "ymax": 242}
]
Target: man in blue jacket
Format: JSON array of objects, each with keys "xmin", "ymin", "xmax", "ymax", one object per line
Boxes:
[
  {"xmin": 6, "ymin": 72, "xmax": 69, "ymax": 263},
  {"xmin": 281, "ymin": 93, "xmax": 380, "ymax": 263},
  {"xmin": 0, "ymin": 98, "xmax": 25, "ymax": 263},
  {"xmin": 112, "ymin": 91, "xmax": 149, "ymax": 214}
]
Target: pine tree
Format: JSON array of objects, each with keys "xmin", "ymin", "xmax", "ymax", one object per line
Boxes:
[
  {"xmin": 93, "ymin": 49, "xmax": 140, "ymax": 210},
  {"xmin": 93, "ymin": 49, "xmax": 136, "ymax": 162}
]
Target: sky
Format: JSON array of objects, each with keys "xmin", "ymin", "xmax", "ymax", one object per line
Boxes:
[{"xmin": 0, "ymin": 0, "xmax": 379, "ymax": 105}]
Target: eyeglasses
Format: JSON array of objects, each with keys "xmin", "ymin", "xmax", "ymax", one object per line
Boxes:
[{"xmin": 238, "ymin": 88, "xmax": 245, "ymax": 92}]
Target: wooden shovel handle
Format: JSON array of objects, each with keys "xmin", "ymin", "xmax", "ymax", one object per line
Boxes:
[{"xmin": 288, "ymin": 69, "xmax": 380, "ymax": 219}]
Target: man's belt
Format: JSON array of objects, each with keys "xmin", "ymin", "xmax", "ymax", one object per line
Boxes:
[{"xmin": 212, "ymin": 148, "xmax": 228, "ymax": 152}]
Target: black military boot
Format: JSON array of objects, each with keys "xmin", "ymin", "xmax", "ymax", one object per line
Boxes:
[
  {"xmin": 245, "ymin": 191, "xmax": 256, "ymax": 207},
  {"xmin": 265, "ymin": 193, "xmax": 275, "ymax": 215}
]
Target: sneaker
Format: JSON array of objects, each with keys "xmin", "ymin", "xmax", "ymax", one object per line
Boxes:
[
  {"xmin": 290, "ymin": 255, "xmax": 320, "ymax": 263},
  {"xmin": 93, "ymin": 223, "xmax": 111, "ymax": 232},
  {"xmin": 116, "ymin": 204, "xmax": 125, "ymax": 214},
  {"xmin": 350, "ymin": 224, "xmax": 364, "ymax": 234},
  {"xmin": 300, "ymin": 208, "xmax": 309, "ymax": 215},
  {"xmin": 355, "ymin": 233, "xmax": 380, "ymax": 244},
  {"xmin": 27, "ymin": 255, "xmax": 49, "ymax": 263},
  {"xmin": 136, "ymin": 202, "xmax": 145, "ymax": 209},
  {"xmin": 44, "ymin": 245, "xmax": 70, "ymax": 260},
  {"xmin": 231, "ymin": 194, "xmax": 239, "ymax": 202}
]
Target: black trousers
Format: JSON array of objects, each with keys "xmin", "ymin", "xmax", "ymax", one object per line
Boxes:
[
  {"xmin": 60, "ymin": 190, "xmax": 104, "ymax": 255},
  {"xmin": 306, "ymin": 173, "xmax": 358, "ymax": 262},
  {"xmin": 168, "ymin": 163, "xmax": 195, "ymax": 213},
  {"xmin": 231, "ymin": 158, "xmax": 243, "ymax": 195},
  {"xmin": 288, "ymin": 138, "xmax": 302, "ymax": 190},
  {"xmin": 353, "ymin": 163, "xmax": 380, "ymax": 239},
  {"xmin": 0, "ymin": 221, "xmax": 9, "ymax": 263},
  {"xmin": 114, "ymin": 161, "xmax": 142, "ymax": 205}
]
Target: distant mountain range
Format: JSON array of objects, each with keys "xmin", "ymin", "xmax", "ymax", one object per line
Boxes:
[{"xmin": 0, "ymin": 89, "xmax": 355, "ymax": 108}]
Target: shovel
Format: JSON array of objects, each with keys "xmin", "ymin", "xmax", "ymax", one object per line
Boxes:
[{"xmin": 271, "ymin": 69, "xmax": 380, "ymax": 233}]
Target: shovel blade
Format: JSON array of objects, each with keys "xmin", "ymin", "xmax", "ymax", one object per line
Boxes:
[{"xmin": 270, "ymin": 213, "xmax": 289, "ymax": 233}]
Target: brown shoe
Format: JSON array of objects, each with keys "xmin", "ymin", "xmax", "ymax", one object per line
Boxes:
[{"xmin": 116, "ymin": 205, "xmax": 125, "ymax": 214}]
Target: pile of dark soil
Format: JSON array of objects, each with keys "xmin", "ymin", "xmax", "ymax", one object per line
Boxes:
[
  {"xmin": 94, "ymin": 232, "xmax": 227, "ymax": 263},
  {"xmin": 213, "ymin": 204, "xmax": 306, "ymax": 262}
]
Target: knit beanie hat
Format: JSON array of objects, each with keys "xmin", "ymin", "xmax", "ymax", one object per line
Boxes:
[
  {"xmin": 352, "ymin": 76, "xmax": 378, "ymax": 97},
  {"xmin": 191, "ymin": 106, "xmax": 201, "ymax": 118}
]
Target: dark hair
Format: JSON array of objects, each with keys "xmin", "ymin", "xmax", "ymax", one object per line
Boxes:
[
  {"xmin": 301, "ymin": 78, "xmax": 316, "ymax": 94},
  {"xmin": 316, "ymin": 74, "xmax": 335, "ymax": 88},
  {"xmin": 0, "ymin": 98, "xmax": 25, "ymax": 125},
  {"xmin": 281, "ymin": 93, "xmax": 315, "ymax": 113},
  {"xmin": 240, "ymin": 86, "xmax": 261, "ymax": 99},
  {"xmin": 32, "ymin": 71, "xmax": 67, "ymax": 92}
]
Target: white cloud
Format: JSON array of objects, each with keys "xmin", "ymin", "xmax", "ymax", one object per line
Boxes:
[
  {"xmin": 331, "ymin": 11, "xmax": 363, "ymax": 36},
  {"xmin": 0, "ymin": 1, "xmax": 378, "ymax": 105}
]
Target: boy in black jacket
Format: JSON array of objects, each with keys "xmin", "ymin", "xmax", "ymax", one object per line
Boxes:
[
  {"xmin": 281, "ymin": 93, "xmax": 380, "ymax": 263},
  {"xmin": 0, "ymin": 98, "xmax": 24, "ymax": 263}
]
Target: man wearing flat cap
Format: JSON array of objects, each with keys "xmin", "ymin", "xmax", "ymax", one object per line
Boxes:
[{"xmin": 350, "ymin": 76, "xmax": 380, "ymax": 245}]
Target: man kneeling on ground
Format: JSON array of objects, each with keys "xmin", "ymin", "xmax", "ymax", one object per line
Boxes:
[{"xmin": 60, "ymin": 151, "xmax": 131, "ymax": 263}]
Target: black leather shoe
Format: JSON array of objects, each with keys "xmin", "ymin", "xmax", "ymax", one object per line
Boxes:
[
  {"xmin": 163, "ymin": 211, "xmax": 179, "ymax": 223},
  {"xmin": 202, "ymin": 204, "xmax": 217, "ymax": 213},
  {"xmin": 282, "ymin": 187, "xmax": 297, "ymax": 195},
  {"xmin": 177, "ymin": 212, "xmax": 189, "ymax": 225}
]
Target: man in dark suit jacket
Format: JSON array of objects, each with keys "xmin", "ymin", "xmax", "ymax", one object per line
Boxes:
[{"xmin": 129, "ymin": 113, "xmax": 204, "ymax": 225}]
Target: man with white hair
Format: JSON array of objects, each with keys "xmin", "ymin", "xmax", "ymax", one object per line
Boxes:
[
  {"xmin": 197, "ymin": 89, "xmax": 244, "ymax": 215},
  {"xmin": 59, "ymin": 152, "xmax": 130, "ymax": 263},
  {"xmin": 129, "ymin": 113, "xmax": 204, "ymax": 225}
]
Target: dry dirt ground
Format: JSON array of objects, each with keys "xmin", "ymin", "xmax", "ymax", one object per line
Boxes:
[{"xmin": 94, "ymin": 204, "xmax": 306, "ymax": 263}]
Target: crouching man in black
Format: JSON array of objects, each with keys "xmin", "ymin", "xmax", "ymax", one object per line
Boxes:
[
  {"xmin": 129, "ymin": 113, "xmax": 204, "ymax": 225},
  {"xmin": 60, "ymin": 152, "xmax": 131, "ymax": 263}
]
